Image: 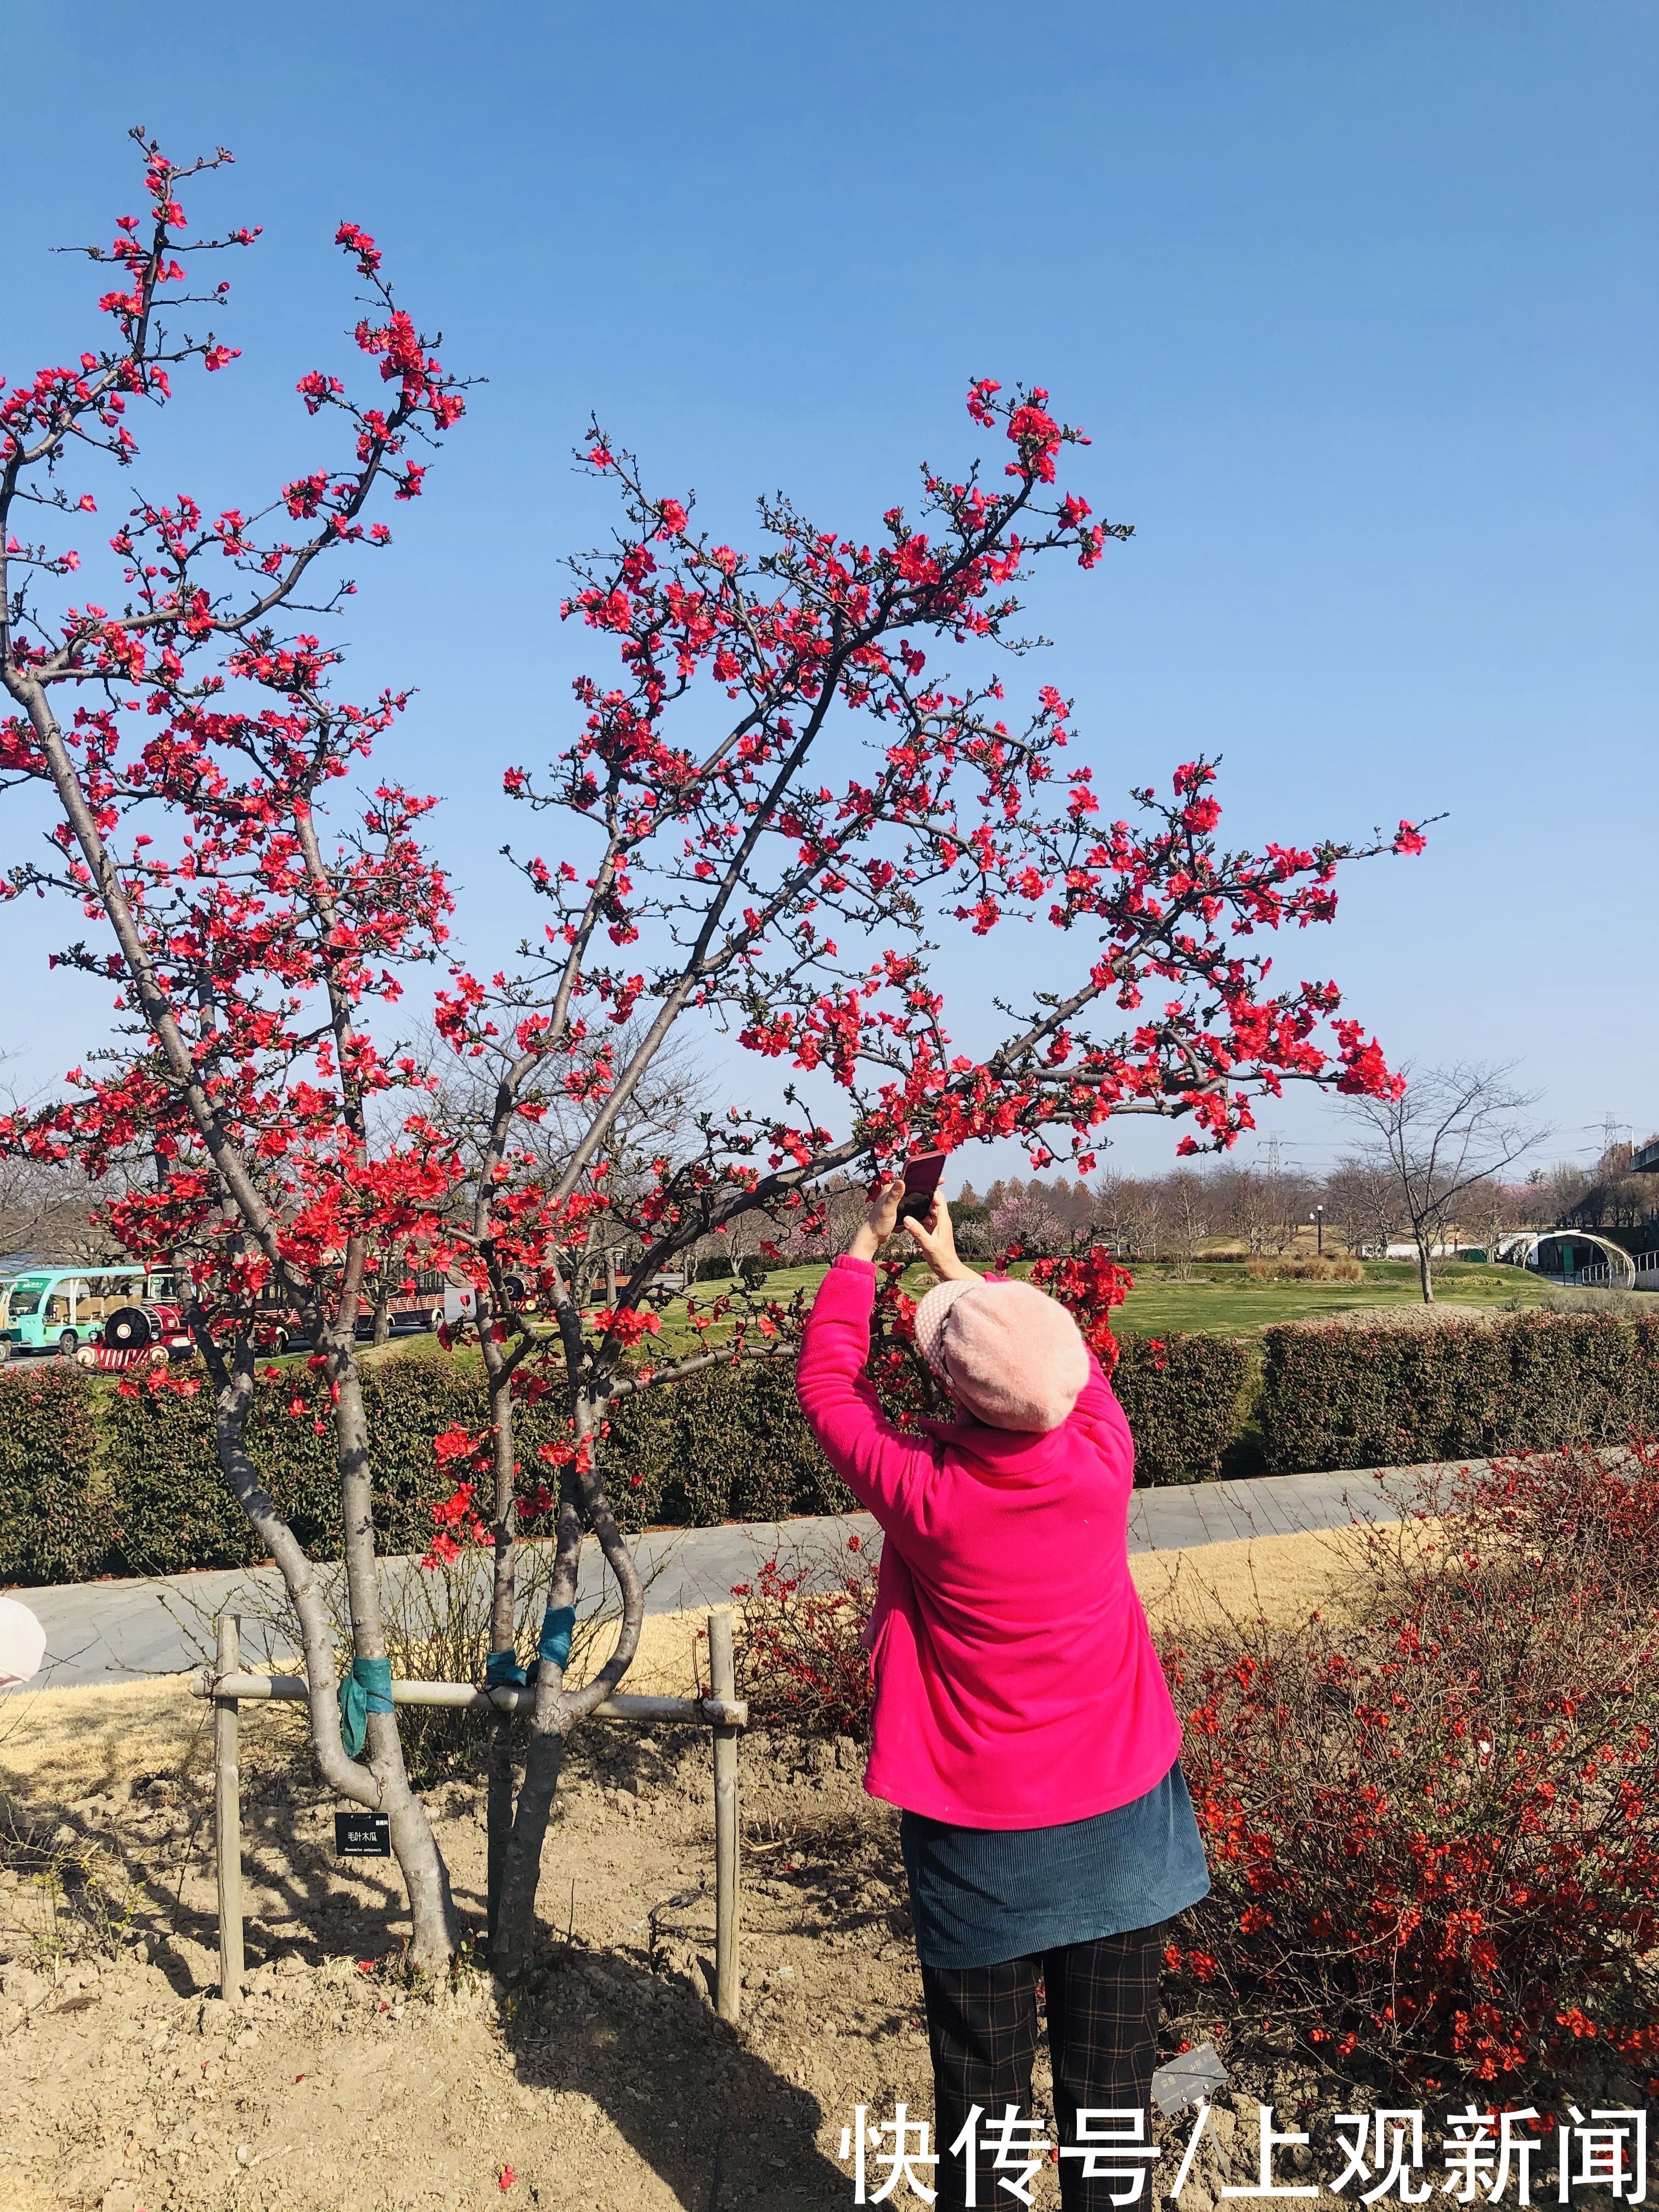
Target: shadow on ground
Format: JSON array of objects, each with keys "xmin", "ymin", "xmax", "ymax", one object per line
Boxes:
[{"xmin": 499, "ymin": 1944, "xmax": 848, "ymax": 2210}]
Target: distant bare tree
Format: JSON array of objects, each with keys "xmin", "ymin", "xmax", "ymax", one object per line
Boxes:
[
  {"xmin": 1545, "ymin": 1160, "xmax": 1592, "ymax": 1225},
  {"xmin": 1266, "ymin": 1165, "xmax": 1319, "ymax": 1255},
  {"xmin": 1126, "ymin": 1176, "xmax": 1167, "ymax": 1261},
  {"xmin": 788, "ymin": 1176, "xmax": 871, "ymax": 1262},
  {"xmin": 991, "ymin": 1184, "xmax": 1066, "ymax": 1257},
  {"xmin": 1323, "ymin": 1155, "xmax": 1398, "ymax": 1257},
  {"xmin": 0, "ymin": 1156, "xmax": 114, "ymax": 1263},
  {"xmin": 1205, "ymin": 1161, "xmax": 1274, "ymax": 1254},
  {"xmin": 1558, "ymin": 1142, "xmax": 1658, "ymax": 1234},
  {"xmin": 1166, "ymin": 1167, "xmax": 1211, "ymax": 1279},
  {"xmin": 0, "ymin": 1058, "xmax": 125, "ymax": 1263},
  {"xmin": 1090, "ymin": 1171, "xmax": 1140, "ymax": 1254},
  {"xmin": 412, "ymin": 1024, "xmax": 706, "ymax": 1301},
  {"xmin": 1345, "ymin": 1063, "xmax": 1545, "ymax": 1302},
  {"xmin": 1458, "ymin": 1176, "xmax": 1535, "ymax": 1261},
  {"xmin": 1042, "ymin": 1175, "xmax": 1098, "ymax": 1239}
]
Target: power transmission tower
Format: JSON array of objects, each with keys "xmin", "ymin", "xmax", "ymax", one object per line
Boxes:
[{"xmin": 1587, "ymin": 1113, "xmax": 1631, "ymax": 1161}]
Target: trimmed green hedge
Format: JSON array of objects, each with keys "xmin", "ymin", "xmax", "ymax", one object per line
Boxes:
[
  {"xmin": 105, "ymin": 1358, "xmax": 488, "ymax": 1575},
  {"xmin": 0, "ymin": 1351, "xmax": 864, "ymax": 1584},
  {"xmin": 1259, "ymin": 1310, "xmax": 1659, "ymax": 1474},
  {"xmin": 0, "ymin": 1364, "xmax": 110, "ymax": 1585},
  {"xmin": 27, "ymin": 1310, "xmax": 1633, "ymax": 1585},
  {"xmin": 1112, "ymin": 1334, "xmax": 1250, "ymax": 1485}
]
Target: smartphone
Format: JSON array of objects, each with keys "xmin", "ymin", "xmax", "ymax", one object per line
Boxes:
[{"xmin": 897, "ymin": 1149, "xmax": 948, "ymax": 1223}]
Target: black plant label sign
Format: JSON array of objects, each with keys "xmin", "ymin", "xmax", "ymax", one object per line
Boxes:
[{"xmin": 335, "ymin": 1811, "xmax": 392, "ymax": 1858}]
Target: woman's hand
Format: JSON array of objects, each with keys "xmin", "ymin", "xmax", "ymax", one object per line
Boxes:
[
  {"xmin": 847, "ymin": 1177, "xmax": 905, "ymax": 1262},
  {"xmin": 904, "ymin": 1197, "xmax": 976, "ymax": 1283}
]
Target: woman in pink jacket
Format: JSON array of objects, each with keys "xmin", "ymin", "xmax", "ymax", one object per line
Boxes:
[{"xmin": 795, "ymin": 1180, "xmax": 1209, "ymax": 2212}]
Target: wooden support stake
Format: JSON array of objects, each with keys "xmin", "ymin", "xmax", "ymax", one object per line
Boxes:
[
  {"xmin": 189, "ymin": 1673, "xmax": 747, "ymax": 1727},
  {"xmin": 708, "ymin": 1607, "xmax": 740, "ymax": 2024},
  {"xmin": 213, "ymin": 1613, "xmax": 245, "ymax": 2003}
]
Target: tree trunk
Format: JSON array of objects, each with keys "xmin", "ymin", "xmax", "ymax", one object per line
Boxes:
[
  {"xmin": 481, "ymin": 1333, "xmax": 521, "ymax": 1951},
  {"xmin": 492, "ymin": 1402, "xmax": 646, "ymax": 1980},
  {"xmin": 492, "ymin": 1720, "xmax": 573, "ymax": 1979},
  {"xmin": 330, "ymin": 1341, "xmax": 458, "ymax": 1971},
  {"xmin": 491, "ymin": 1489, "xmax": 583, "ymax": 1981},
  {"xmin": 372, "ymin": 1295, "xmax": 392, "ymax": 1347},
  {"xmin": 1417, "ymin": 1239, "xmax": 1435, "ymax": 1304},
  {"xmin": 208, "ymin": 1349, "xmax": 456, "ymax": 1971}
]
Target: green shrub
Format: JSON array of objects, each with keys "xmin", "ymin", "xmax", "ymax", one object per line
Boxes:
[
  {"xmin": 1259, "ymin": 1310, "xmax": 1659, "ymax": 1474},
  {"xmin": 1112, "ymin": 1333, "xmax": 1251, "ymax": 1485},
  {"xmin": 104, "ymin": 1357, "xmax": 490, "ymax": 1576},
  {"xmin": 0, "ymin": 1363, "xmax": 107, "ymax": 1584},
  {"xmin": 94, "ymin": 1349, "xmax": 851, "ymax": 1573},
  {"xmin": 602, "ymin": 1356, "xmax": 844, "ymax": 1527}
]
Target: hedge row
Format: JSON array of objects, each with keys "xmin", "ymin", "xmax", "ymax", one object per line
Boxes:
[
  {"xmin": 1259, "ymin": 1309, "xmax": 1659, "ymax": 1473},
  {"xmin": 15, "ymin": 1309, "xmax": 1644, "ymax": 1585},
  {"xmin": 0, "ymin": 1364, "xmax": 108, "ymax": 1588},
  {"xmin": 1110, "ymin": 1334, "xmax": 1249, "ymax": 1486},
  {"xmin": 0, "ymin": 1328, "xmax": 1250, "ymax": 1585}
]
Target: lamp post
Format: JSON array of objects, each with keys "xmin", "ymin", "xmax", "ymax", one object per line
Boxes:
[{"xmin": 1309, "ymin": 1205, "xmax": 1324, "ymax": 1256}]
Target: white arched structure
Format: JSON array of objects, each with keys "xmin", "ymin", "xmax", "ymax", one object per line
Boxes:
[{"xmin": 1501, "ymin": 1229, "xmax": 1638, "ymax": 1289}]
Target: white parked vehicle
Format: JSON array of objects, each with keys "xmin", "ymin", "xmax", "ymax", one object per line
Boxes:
[{"xmin": 428, "ymin": 1280, "xmax": 478, "ymax": 1331}]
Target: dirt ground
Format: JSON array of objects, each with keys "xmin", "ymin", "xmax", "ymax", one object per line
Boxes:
[{"xmin": 0, "ymin": 1528, "xmax": 1396, "ymax": 2212}]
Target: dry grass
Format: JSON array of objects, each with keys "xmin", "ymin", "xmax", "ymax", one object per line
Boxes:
[
  {"xmin": 1, "ymin": 1674, "xmax": 212, "ymax": 1803},
  {"xmin": 0, "ymin": 1609, "xmax": 716, "ymax": 1809},
  {"xmin": 1245, "ymin": 1255, "xmax": 1366, "ymax": 1283},
  {"xmin": 0, "ymin": 1527, "xmax": 1391, "ymax": 1807},
  {"xmin": 1130, "ymin": 1521, "xmax": 1388, "ymax": 1631}
]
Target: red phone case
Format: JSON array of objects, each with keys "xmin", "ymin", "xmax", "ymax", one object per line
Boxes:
[{"xmin": 898, "ymin": 1151, "xmax": 947, "ymax": 1220}]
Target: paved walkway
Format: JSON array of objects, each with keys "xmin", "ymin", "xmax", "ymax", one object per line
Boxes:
[{"xmin": 10, "ymin": 1460, "xmax": 1456, "ymax": 1691}]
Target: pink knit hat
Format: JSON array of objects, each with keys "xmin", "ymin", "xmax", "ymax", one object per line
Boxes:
[{"xmin": 913, "ymin": 1277, "xmax": 1090, "ymax": 1434}]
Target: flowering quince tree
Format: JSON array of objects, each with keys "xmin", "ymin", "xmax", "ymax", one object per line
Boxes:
[
  {"xmin": 425, "ymin": 398, "xmax": 1425, "ymax": 1974},
  {"xmin": 0, "ymin": 135, "xmax": 471, "ymax": 1970},
  {"xmin": 0, "ymin": 134, "xmax": 1429, "ymax": 1983}
]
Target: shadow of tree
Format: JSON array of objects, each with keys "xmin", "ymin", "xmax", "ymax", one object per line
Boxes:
[
  {"xmin": 5, "ymin": 1697, "xmax": 893, "ymax": 2210},
  {"xmin": 500, "ymin": 1945, "xmax": 849, "ymax": 2211}
]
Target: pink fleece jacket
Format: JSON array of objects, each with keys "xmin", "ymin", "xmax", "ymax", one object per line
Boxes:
[{"xmin": 795, "ymin": 1256, "xmax": 1181, "ymax": 1829}]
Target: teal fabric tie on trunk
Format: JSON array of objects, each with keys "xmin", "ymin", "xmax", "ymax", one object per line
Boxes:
[
  {"xmin": 477, "ymin": 1612, "xmax": 573, "ymax": 1701},
  {"xmin": 338, "ymin": 1655, "xmax": 394, "ymax": 1758},
  {"xmin": 538, "ymin": 1606, "xmax": 575, "ymax": 1672}
]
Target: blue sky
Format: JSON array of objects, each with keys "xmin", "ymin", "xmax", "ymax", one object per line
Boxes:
[{"xmin": 3, "ymin": 1, "xmax": 1653, "ymax": 1186}]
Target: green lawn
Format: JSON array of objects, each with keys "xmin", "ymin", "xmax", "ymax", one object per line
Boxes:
[
  {"xmin": 641, "ymin": 1255, "xmax": 1556, "ymax": 1351},
  {"xmin": 1107, "ymin": 1261, "xmax": 1552, "ymax": 1339}
]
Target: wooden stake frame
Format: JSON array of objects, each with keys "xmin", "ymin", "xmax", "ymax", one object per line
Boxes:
[{"xmin": 195, "ymin": 1606, "xmax": 747, "ymax": 2016}]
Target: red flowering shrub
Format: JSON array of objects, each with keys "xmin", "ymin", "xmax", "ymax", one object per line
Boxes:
[
  {"xmin": 0, "ymin": 133, "xmax": 1424, "ymax": 1970},
  {"xmin": 1165, "ymin": 1446, "xmax": 1659, "ymax": 2092},
  {"xmin": 1027, "ymin": 1244, "xmax": 1131, "ymax": 1367},
  {"xmin": 731, "ymin": 1533, "xmax": 879, "ymax": 1737}
]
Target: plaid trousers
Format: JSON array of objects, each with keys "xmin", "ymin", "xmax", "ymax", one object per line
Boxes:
[{"xmin": 919, "ymin": 1923, "xmax": 1165, "ymax": 2212}]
